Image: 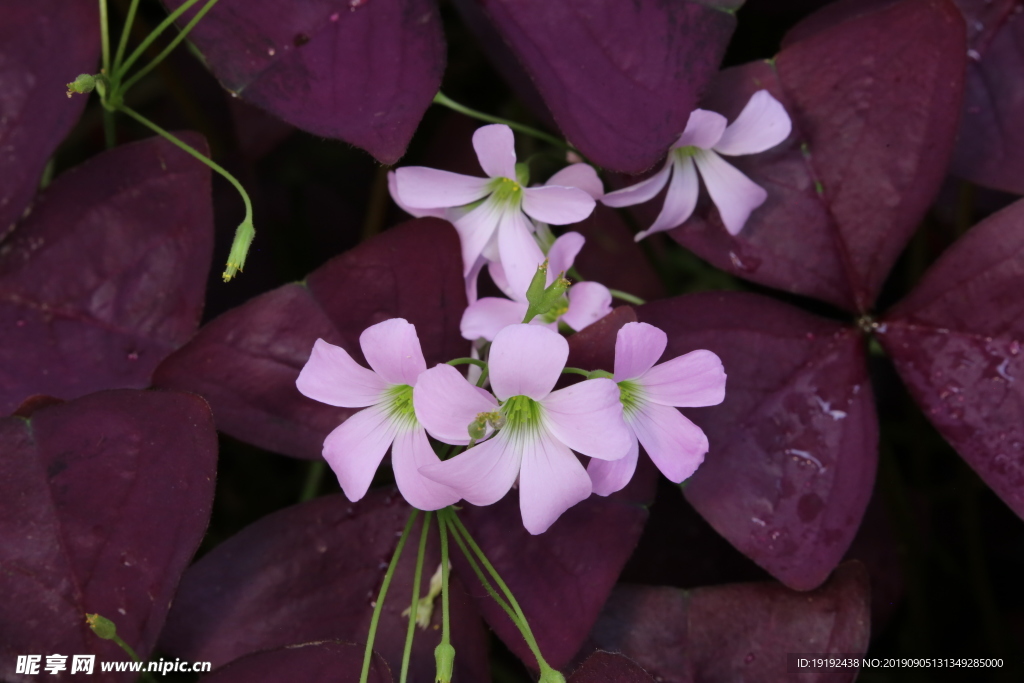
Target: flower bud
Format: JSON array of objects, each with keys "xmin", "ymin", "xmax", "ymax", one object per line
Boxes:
[
  {"xmin": 434, "ymin": 642, "xmax": 455, "ymax": 683},
  {"xmin": 85, "ymin": 613, "xmax": 117, "ymax": 640},
  {"xmin": 66, "ymin": 74, "xmax": 97, "ymax": 98}
]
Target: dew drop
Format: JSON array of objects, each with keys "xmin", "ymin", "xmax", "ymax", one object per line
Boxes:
[
  {"xmin": 267, "ymin": 47, "xmax": 276, "ymax": 56},
  {"xmin": 15, "ymin": 319, "xmax": 25, "ymax": 327},
  {"xmin": 967, "ymin": 49, "xmax": 981, "ymax": 61},
  {"xmin": 127, "ymin": 352, "xmax": 139, "ymax": 361},
  {"xmin": 330, "ymin": 11, "xmax": 340, "ymax": 20},
  {"xmin": 744, "ymin": 653, "xmax": 756, "ymax": 664}
]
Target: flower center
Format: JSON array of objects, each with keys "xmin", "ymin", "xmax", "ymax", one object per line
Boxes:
[
  {"xmin": 673, "ymin": 145, "xmax": 698, "ymax": 161},
  {"xmin": 489, "ymin": 177, "xmax": 524, "ymax": 208},
  {"xmin": 499, "ymin": 394, "xmax": 544, "ymax": 439},
  {"xmin": 383, "ymin": 384, "xmax": 417, "ymax": 429},
  {"xmin": 617, "ymin": 380, "xmax": 645, "ymax": 419}
]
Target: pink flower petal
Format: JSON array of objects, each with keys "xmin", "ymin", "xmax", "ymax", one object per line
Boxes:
[
  {"xmin": 546, "ymin": 231, "xmax": 585, "ymax": 278},
  {"xmin": 453, "ymin": 196, "xmax": 504, "ymax": 275},
  {"xmin": 391, "ymin": 426, "xmax": 462, "ymax": 510},
  {"xmin": 588, "ymin": 435, "xmax": 639, "ymax": 497},
  {"xmin": 518, "ymin": 429, "xmax": 593, "ymax": 534},
  {"xmin": 296, "ymin": 338, "xmax": 387, "ymax": 408},
  {"xmin": 521, "ymin": 185, "xmax": 596, "ymax": 225},
  {"xmin": 461, "ymin": 297, "xmax": 528, "ymax": 341},
  {"xmin": 473, "ymin": 124, "xmax": 518, "ymax": 179},
  {"xmin": 634, "ymin": 156, "xmax": 699, "ymax": 241},
  {"xmin": 387, "ymin": 170, "xmax": 446, "ymax": 219},
  {"xmin": 692, "ymin": 149, "xmax": 768, "ymax": 235},
  {"xmin": 394, "ymin": 166, "xmax": 491, "ymax": 209},
  {"xmin": 465, "ymin": 255, "xmax": 486, "ymax": 304},
  {"xmin": 561, "ymin": 282, "xmax": 612, "ymax": 332},
  {"xmin": 630, "ymin": 402, "xmax": 708, "ymax": 483},
  {"xmin": 488, "ymin": 260, "xmax": 515, "ymax": 300},
  {"xmin": 675, "ymin": 108, "xmax": 727, "ymax": 150},
  {"xmin": 713, "ymin": 90, "xmax": 792, "ymax": 157},
  {"xmin": 639, "ymin": 349, "xmax": 726, "ymax": 407},
  {"xmin": 489, "ymin": 324, "xmax": 568, "ymax": 401},
  {"xmin": 496, "ymin": 208, "xmax": 546, "ymax": 297},
  {"xmin": 413, "ymin": 364, "xmax": 499, "ymax": 445},
  {"xmin": 418, "ymin": 434, "xmax": 521, "ymax": 506},
  {"xmin": 600, "ymin": 161, "xmax": 671, "ymax": 208},
  {"xmin": 323, "ymin": 405, "xmax": 397, "ymax": 502},
  {"xmin": 614, "ymin": 322, "xmax": 667, "ymax": 382},
  {"xmin": 543, "ymin": 378, "xmax": 631, "ymax": 460},
  {"xmin": 545, "ymin": 163, "xmax": 604, "ymax": 199},
  {"xmin": 358, "ymin": 318, "xmax": 427, "ymax": 386}
]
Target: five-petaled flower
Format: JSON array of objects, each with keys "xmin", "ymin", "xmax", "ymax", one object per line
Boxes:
[
  {"xmin": 296, "ymin": 319, "xmax": 460, "ymax": 511},
  {"xmin": 588, "ymin": 322, "xmax": 727, "ymax": 496},
  {"xmin": 415, "ymin": 324, "xmax": 632, "ymax": 534},
  {"xmin": 602, "ymin": 90, "xmax": 791, "ymax": 239}
]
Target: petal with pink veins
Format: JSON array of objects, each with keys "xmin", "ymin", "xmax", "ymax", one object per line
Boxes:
[
  {"xmin": 713, "ymin": 90, "xmax": 792, "ymax": 157},
  {"xmin": 546, "ymin": 231, "xmax": 585, "ymax": 279},
  {"xmin": 614, "ymin": 322, "xmax": 667, "ymax": 383},
  {"xmin": 675, "ymin": 109, "xmax": 728, "ymax": 150},
  {"xmin": 640, "ymin": 348, "xmax": 726, "ymax": 407},
  {"xmin": 545, "ymin": 163, "xmax": 604, "ymax": 199},
  {"xmin": 391, "ymin": 426, "xmax": 462, "ymax": 510},
  {"xmin": 635, "ymin": 156, "xmax": 700, "ymax": 240},
  {"xmin": 413, "ymin": 364, "xmax": 499, "ymax": 445},
  {"xmin": 543, "ymin": 378, "xmax": 631, "ymax": 460},
  {"xmin": 460, "ymin": 297, "xmax": 528, "ymax": 341},
  {"xmin": 395, "ymin": 167, "xmax": 491, "ymax": 209},
  {"xmin": 521, "ymin": 185, "xmax": 596, "ymax": 225},
  {"xmin": 359, "ymin": 318, "xmax": 427, "ymax": 386},
  {"xmin": 692, "ymin": 149, "xmax": 768, "ymax": 235},
  {"xmin": 496, "ymin": 208, "xmax": 546, "ymax": 297},
  {"xmin": 323, "ymin": 405, "xmax": 398, "ymax": 502},
  {"xmin": 387, "ymin": 170, "xmax": 446, "ymax": 218},
  {"xmin": 601, "ymin": 161, "xmax": 672, "ymax": 208},
  {"xmin": 561, "ymin": 282, "xmax": 612, "ymax": 332},
  {"xmin": 296, "ymin": 338, "xmax": 387, "ymax": 408},
  {"xmin": 489, "ymin": 325, "xmax": 568, "ymax": 401},
  {"xmin": 473, "ymin": 124, "xmax": 518, "ymax": 179},
  {"xmin": 630, "ymin": 402, "xmax": 708, "ymax": 483},
  {"xmin": 453, "ymin": 196, "xmax": 505, "ymax": 275},
  {"xmin": 518, "ymin": 430, "xmax": 593, "ymax": 534},
  {"xmin": 588, "ymin": 436, "xmax": 640, "ymax": 497},
  {"xmin": 418, "ymin": 434, "xmax": 521, "ymax": 506}
]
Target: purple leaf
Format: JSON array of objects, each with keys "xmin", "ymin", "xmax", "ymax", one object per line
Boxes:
[
  {"xmin": 0, "ymin": 0, "xmax": 98, "ymax": 235},
  {"xmin": 638, "ymin": 292, "xmax": 878, "ymax": 590},
  {"xmin": 669, "ymin": 0, "xmax": 966, "ymax": 312},
  {"xmin": 586, "ymin": 562, "xmax": 871, "ymax": 683},
  {"xmin": 881, "ymin": 197, "xmax": 1024, "ymax": 519},
  {"xmin": 160, "ymin": 490, "xmax": 490, "ymax": 682},
  {"xmin": 0, "ymin": 389, "xmax": 218, "ymax": 682},
  {"xmin": 574, "ymin": 206, "xmax": 665, "ymax": 303},
  {"xmin": 950, "ymin": 0, "xmax": 1024, "ymax": 195},
  {"xmin": 162, "ymin": 0, "xmax": 445, "ymax": 164},
  {"xmin": 153, "ymin": 218, "xmax": 468, "ymax": 460},
  {"xmin": 456, "ymin": 477, "xmax": 654, "ymax": 671},
  {"xmin": 201, "ymin": 641, "xmax": 391, "ymax": 683},
  {"xmin": 0, "ymin": 135, "xmax": 214, "ymax": 414},
  {"xmin": 464, "ymin": 0, "xmax": 736, "ymax": 173},
  {"xmin": 568, "ymin": 652, "xmax": 655, "ymax": 683}
]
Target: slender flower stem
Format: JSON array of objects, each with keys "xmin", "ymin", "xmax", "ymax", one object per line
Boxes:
[
  {"xmin": 440, "ymin": 510, "xmax": 517, "ymax": 622},
  {"xmin": 446, "ymin": 357, "xmax": 488, "ymax": 369},
  {"xmin": 113, "ymin": 0, "xmax": 141, "ymax": 74},
  {"xmin": 608, "ymin": 288, "xmax": 646, "ymax": 306},
  {"xmin": 438, "ymin": 511, "xmax": 451, "ymax": 645},
  {"xmin": 361, "ymin": 510, "xmax": 420, "ymax": 683},
  {"xmin": 561, "ymin": 367, "xmax": 591, "ymax": 378},
  {"xmin": 99, "ymin": 0, "xmax": 111, "ymax": 76},
  {"xmin": 298, "ymin": 459, "xmax": 326, "ymax": 502},
  {"xmin": 116, "ymin": 0, "xmax": 206, "ymax": 81},
  {"xmin": 400, "ymin": 512, "xmax": 432, "ymax": 683},
  {"xmin": 433, "ymin": 91, "xmax": 572, "ymax": 152}
]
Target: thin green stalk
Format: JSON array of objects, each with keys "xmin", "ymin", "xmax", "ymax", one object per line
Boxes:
[
  {"xmin": 444, "ymin": 511, "xmax": 527, "ymax": 625},
  {"xmin": 475, "ymin": 364, "xmax": 490, "ymax": 388},
  {"xmin": 361, "ymin": 511, "xmax": 420, "ymax": 683},
  {"xmin": 113, "ymin": 0, "xmax": 141, "ymax": 73},
  {"xmin": 400, "ymin": 513, "xmax": 433, "ymax": 683},
  {"xmin": 434, "ymin": 91, "xmax": 570, "ymax": 152},
  {"xmin": 99, "ymin": 0, "xmax": 111, "ymax": 75},
  {"xmin": 446, "ymin": 357, "xmax": 487, "ymax": 369},
  {"xmin": 440, "ymin": 511, "xmax": 517, "ymax": 622},
  {"xmin": 438, "ymin": 511, "xmax": 451, "ymax": 645},
  {"xmin": 608, "ymin": 288, "xmax": 645, "ymax": 306},
  {"xmin": 298, "ymin": 459, "xmax": 326, "ymax": 502},
  {"xmin": 115, "ymin": 0, "xmax": 205, "ymax": 80},
  {"xmin": 561, "ymin": 367, "xmax": 590, "ymax": 378}
]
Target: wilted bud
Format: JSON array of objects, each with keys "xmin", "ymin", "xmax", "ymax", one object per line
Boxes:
[
  {"xmin": 66, "ymin": 73, "xmax": 97, "ymax": 98},
  {"xmin": 467, "ymin": 416, "xmax": 487, "ymax": 441},
  {"xmin": 85, "ymin": 613, "xmax": 117, "ymax": 640},
  {"xmin": 434, "ymin": 642, "xmax": 455, "ymax": 683}
]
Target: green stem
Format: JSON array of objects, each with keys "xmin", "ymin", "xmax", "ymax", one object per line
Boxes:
[
  {"xmin": 115, "ymin": 0, "xmax": 205, "ymax": 81},
  {"xmin": 99, "ymin": 0, "xmax": 111, "ymax": 76},
  {"xmin": 475, "ymin": 364, "xmax": 490, "ymax": 388},
  {"xmin": 102, "ymin": 111, "xmax": 117, "ymax": 148},
  {"xmin": 298, "ymin": 459, "xmax": 327, "ymax": 502},
  {"xmin": 117, "ymin": 0, "xmax": 222, "ymax": 95},
  {"xmin": 434, "ymin": 91, "xmax": 571, "ymax": 152},
  {"xmin": 561, "ymin": 367, "xmax": 590, "ymax": 378},
  {"xmin": 608, "ymin": 288, "xmax": 645, "ymax": 306},
  {"xmin": 400, "ymin": 512, "xmax": 432, "ymax": 683},
  {"xmin": 361, "ymin": 510, "xmax": 420, "ymax": 683},
  {"xmin": 438, "ymin": 511, "xmax": 451, "ymax": 646},
  {"xmin": 440, "ymin": 510, "xmax": 517, "ymax": 622},
  {"xmin": 446, "ymin": 357, "xmax": 487, "ymax": 369},
  {"xmin": 112, "ymin": 0, "xmax": 141, "ymax": 74},
  {"xmin": 117, "ymin": 105, "xmax": 254, "ymax": 281}
]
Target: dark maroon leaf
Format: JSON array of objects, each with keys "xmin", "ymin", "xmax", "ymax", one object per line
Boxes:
[
  {"xmin": 881, "ymin": 198, "xmax": 1024, "ymax": 519},
  {"xmin": 201, "ymin": 641, "xmax": 391, "ymax": 683},
  {"xmin": 0, "ymin": 0, "xmax": 98, "ymax": 236},
  {"xmin": 950, "ymin": 0, "xmax": 1024, "ymax": 195},
  {"xmin": 669, "ymin": 0, "xmax": 966, "ymax": 312},
  {"xmin": 574, "ymin": 206, "xmax": 665, "ymax": 303},
  {"xmin": 162, "ymin": 0, "xmax": 445, "ymax": 164},
  {"xmin": 160, "ymin": 489, "xmax": 490, "ymax": 682},
  {"xmin": 566, "ymin": 305, "xmax": 638, "ymax": 376},
  {"xmin": 0, "ymin": 389, "xmax": 218, "ymax": 682},
  {"xmin": 464, "ymin": 0, "xmax": 737, "ymax": 173},
  {"xmin": 638, "ymin": 292, "xmax": 877, "ymax": 590},
  {"xmin": 153, "ymin": 218, "xmax": 468, "ymax": 460},
  {"xmin": 586, "ymin": 562, "xmax": 871, "ymax": 683},
  {"xmin": 456, "ymin": 475, "xmax": 654, "ymax": 671},
  {"xmin": 568, "ymin": 652, "xmax": 655, "ymax": 683},
  {"xmin": 0, "ymin": 134, "xmax": 213, "ymax": 414}
]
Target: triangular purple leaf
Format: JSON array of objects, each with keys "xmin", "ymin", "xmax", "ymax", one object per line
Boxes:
[
  {"xmin": 670, "ymin": 0, "xmax": 966, "ymax": 311},
  {"xmin": 0, "ymin": 389, "xmax": 218, "ymax": 682},
  {"xmin": 159, "ymin": 490, "xmax": 490, "ymax": 682},
  {"xmin": 465, "ymin": 0, "xmax": 737, "ymax": 173},
  {"xmin": 881, "ymin": 198, "xmax": 1024, "ymax": 519},
  {"xmin": 0, "ymin": 0, "xmax": 99, "ymax": 235},
  {"xmin": 201, "ymin": 641, "xmax": 391, "ymax": 683},
  {"xmin": 153, "ymin": 218, "xmax": 468, "ymax": 460},
  {"xmin": 638, "ymin": 292, "xmax": 878, "ymax": 590},
  {"xmin": 0, "ymin": 135, "xmax": 214, "ymax": 414},
  {"xmin": 162, "ymin": 0, "xmax": 445, "ymax": 164},
  {"xmin": 568, "ymin": 651, "xmax": 656, "ymax": 683}
]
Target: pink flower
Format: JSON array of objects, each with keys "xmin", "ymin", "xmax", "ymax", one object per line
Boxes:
[
  {"xmin": 416, "ymin": 324, "xmax": 632, "ymax": 534},
  {"xmin": 588, "ymin": 322, "xmax": 727, "ymax": 496},
  {"xmin": 602, "ymin": 90, "xmax": 791, "ymax": 239},
  {"xmin": 395, "ymin": 124, "xmax": 596, "ymax": 296},
  {"xmin": 460, "ymin": 231, "xmax": 612, "ymax": 341},
  {"xmin": 296, "ymin": 319, "xmax": 460, "ymax": 511}
]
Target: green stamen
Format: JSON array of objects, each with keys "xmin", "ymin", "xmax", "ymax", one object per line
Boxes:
[
  {"xmin": 500, "ymin": 395, "xmax": 544, "ymax": 439},
  {"xmin": 489, "ymin": 177, "xmax": 524, "ymax": 207},
  {"xmin": 675, "ymin": 145, "xmax": 699, "ymax": 160},
  {"xmin": 383, "ymin": 385, "xmax": 417, "ymax": 429},
  {"xmin": 617, "ymin": 380, "xmax": 645, "ymax": 418}
]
